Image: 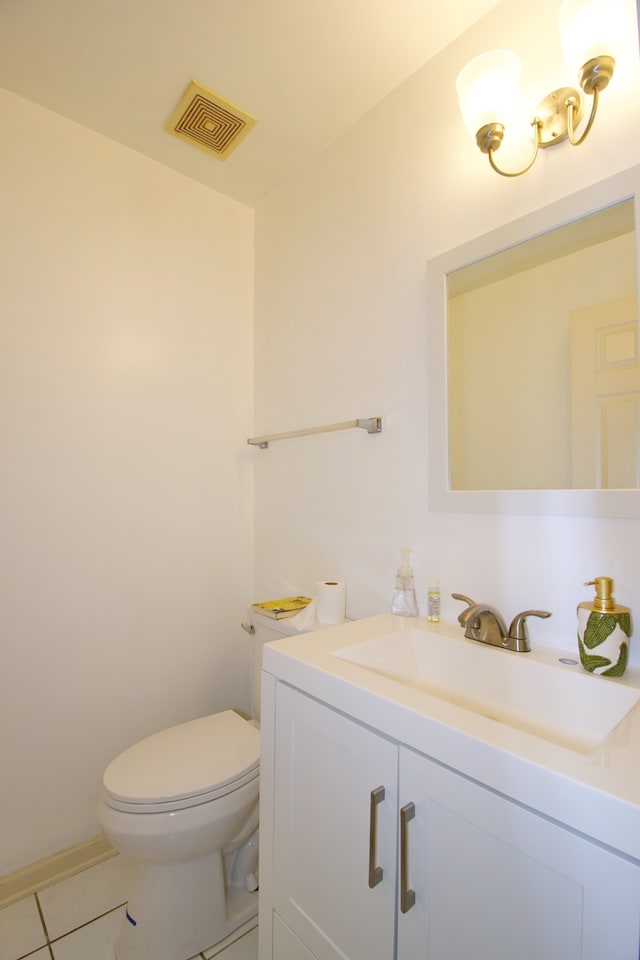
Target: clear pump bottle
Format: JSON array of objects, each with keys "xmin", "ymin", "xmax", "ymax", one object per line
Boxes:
[{"xmin": 391, "ymin": 548, "xmax": 419, "ymax": 617}]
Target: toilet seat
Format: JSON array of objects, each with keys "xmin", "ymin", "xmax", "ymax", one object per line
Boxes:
[{"xmin": 102, "ymin": 710, "xmax": 260, "ymax": 814}]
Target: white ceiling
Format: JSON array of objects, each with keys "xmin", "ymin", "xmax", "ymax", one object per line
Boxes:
[{"xmin": 0, "ymin": 0, "xmax": 502, "ymax": 206}]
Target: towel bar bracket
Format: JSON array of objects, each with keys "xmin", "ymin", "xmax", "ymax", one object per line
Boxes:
[{"xmin": 357, "ymin": 417, "xmax": 383, "ymax": 435}]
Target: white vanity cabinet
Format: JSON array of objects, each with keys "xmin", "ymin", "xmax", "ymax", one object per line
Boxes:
[
  {"xmin": 271, "ymin": 681, "xmax": 398, "ymax": 960},
  {"xmin": 398, "ymin": 745, "xmax": 640, "ymax": 959},
  {"xmin": 262, "ymin": 681, "xmax": 640, "ymax": 960}
]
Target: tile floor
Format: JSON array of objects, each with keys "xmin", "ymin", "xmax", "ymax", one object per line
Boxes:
[{"xmin": 0, "ymin": 855, "xmax": 258, "ymax": 960}]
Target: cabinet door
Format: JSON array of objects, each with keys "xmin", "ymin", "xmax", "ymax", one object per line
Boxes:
[
  {"xmin": 397, "ymin": 746, "xmax": 640, "ymax": 960},
  {"xmin": 273, "ymin": 913, "xmax": 319, "ymax": 960},
  {"xmin": 273, "ymin": 684, "xmax": 398, "ymax": 960}
]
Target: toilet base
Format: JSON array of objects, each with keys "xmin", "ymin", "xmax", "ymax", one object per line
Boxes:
[{"xmin": 114, "ymin": 848, "xmax": 258, "ymax": 960}]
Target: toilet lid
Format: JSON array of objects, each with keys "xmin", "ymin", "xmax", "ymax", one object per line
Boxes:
[{"xmin": 102, "ymin": 710, "xmax": 259, "ymax": 807}]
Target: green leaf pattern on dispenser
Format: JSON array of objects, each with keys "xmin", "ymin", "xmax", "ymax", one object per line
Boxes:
[
  {"xmin": 578, "ymin": 610, "xmax": 632, "ymax": 677},
  {"xmin": 583, "ymin": 613, "xmax": 632, "ymax": 648},
  {"xmin": 578, "ymin": 636, "xmax": 629, "ymax": 676},
  {"xmin": 602, "ymin": 641, "xmax": 629, "ymax": 677}
]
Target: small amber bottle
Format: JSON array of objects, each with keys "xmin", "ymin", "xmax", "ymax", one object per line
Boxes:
[{"xmin": 577, "ymin": 577, "xmax": 632, "ymax": 677}]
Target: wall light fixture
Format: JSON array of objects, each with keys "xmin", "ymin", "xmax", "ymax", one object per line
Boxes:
[{"xmin": 456, "ymin": 0, "xmax": 634, "ymax": 177}]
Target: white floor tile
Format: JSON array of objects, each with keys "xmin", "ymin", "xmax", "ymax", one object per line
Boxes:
[
  {"xmin": 218, "ymin": 926, "xmax": 258, "ymax": 960},
  {"xmin": 50, "ymin": 906, "xmax": 123, "ymax": 960},
  {"xmin": 0, "ymin": 859, "xmax": 258, "ymax": 960},
  {"xmin": 0, "ymin": 896, "xmax": 47, "ymax": 960},
  {"xmin": 38, "ymin": 856, "xmax": 135, "ymax": 940},
  {"xmin": 204, "ymin": 924, "xmax": 258, "ymax": 960}
]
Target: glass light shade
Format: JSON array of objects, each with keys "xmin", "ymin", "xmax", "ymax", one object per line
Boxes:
[
  {"xmin": 558, "ymin": 0, "xmax": 635, "ymax": 72},
  {"xmin": 456, "ymin": 50, "xmax": 522, "ymax": 138}
]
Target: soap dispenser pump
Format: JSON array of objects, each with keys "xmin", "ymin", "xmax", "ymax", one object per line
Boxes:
[
  {"xmin": 391, "ymin": 548, "xmax": 419, "ymax": 617},
  {"xmin": 577, "ymin": 577, "xmax": 632, "ymax": 677}
]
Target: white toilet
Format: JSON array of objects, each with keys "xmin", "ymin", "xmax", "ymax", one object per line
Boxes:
[{"xmin": 96, "ymin": 609, "xmax": 309, "ymax": 960}]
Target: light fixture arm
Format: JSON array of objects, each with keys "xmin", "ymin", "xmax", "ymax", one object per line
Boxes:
[
  {"xmin": 486, "ymin": 120, "xmax": 542, "ymax": 178},
  {"xmin": 566, "ymin": 54, "xmax": 614, "ymax": 145},
  {"xmin": 567, "ymin": 86, "xmax": 599, "ymax": 145}
]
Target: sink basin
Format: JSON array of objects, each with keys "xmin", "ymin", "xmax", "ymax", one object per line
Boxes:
[{"xmin": 331, "ymin": 625, "xmax": 640, "ymax": 754}]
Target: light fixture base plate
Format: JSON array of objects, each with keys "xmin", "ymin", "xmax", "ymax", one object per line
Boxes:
[{"xmin": 535, "ymin": 87, "xmax": 583, "ymax": 147}]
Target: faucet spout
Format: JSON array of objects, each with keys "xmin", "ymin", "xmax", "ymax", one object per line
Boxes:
[{"xmin": 458, "ymin": 603, "xmax": 510, "ymax": 647}]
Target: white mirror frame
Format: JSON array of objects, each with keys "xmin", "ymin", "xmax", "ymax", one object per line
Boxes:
[{"xmin": 427, "ymin": 164, "xmax": 640, "ymax": 518}]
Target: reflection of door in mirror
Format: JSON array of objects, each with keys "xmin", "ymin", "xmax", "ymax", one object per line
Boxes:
[
  {"xmin": 447, "ymin": 199, "xmax": 638, "ymax": 491},
  {"xmin": 571, "ymin": 298, "xmax": 640, "ymax": 489}
]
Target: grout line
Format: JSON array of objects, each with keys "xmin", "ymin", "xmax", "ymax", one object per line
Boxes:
[
  {"xmin": 34, "ymin": 892, "xmax": 51, "ymax": 941},
  {"xmin": 16, "ymin": 946, "xmax": 55, "ymax": 960},
  {"xmin": 205, "ymin": 920, "xmax": 259, "ymax": 958},
  {"xmin": 31, "ymin": 893, "xmax": 54, "ymax": 960},
  {"xmin": 14, "ymin": 943, "xmax": 54, "ymax": 960},
  {"xmin": 47, "ymin": 901, "xmax": 127, "ymax": 944}
]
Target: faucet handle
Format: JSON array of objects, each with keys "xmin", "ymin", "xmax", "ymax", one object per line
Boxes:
[
  {"xmin": 451, "ymin": 593, "xmax": 480, "ymax": 635},
  {"xmin": 451, "ymin": 593, "xmax": 476, "ymax": 609},
  {"xmin": 508, "ymin": 609, "xmax": 552, "ymax": 652}
]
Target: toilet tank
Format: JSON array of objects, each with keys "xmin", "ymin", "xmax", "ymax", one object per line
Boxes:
[{"xmin": 248, "ymin": 609, "xmax": 311, "ymax": 721}]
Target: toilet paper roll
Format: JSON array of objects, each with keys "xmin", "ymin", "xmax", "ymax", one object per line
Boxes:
[{"xmin": 317, "ymin": 580, "xmax": 346, "ymax": 625}]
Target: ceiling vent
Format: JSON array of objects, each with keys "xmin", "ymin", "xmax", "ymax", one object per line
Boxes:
[{"xmin": 165, "ymin": 81, "xmax": 257, "ymax": 160}]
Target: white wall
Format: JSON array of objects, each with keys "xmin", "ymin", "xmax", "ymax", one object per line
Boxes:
[
  {"xmin": 3, "ymin": 0, "xmax": 639, "ymax": 880},
  {"xmin": 0, "ymin": 90, "xmax": 255, "ymax": 873},
  {"xmin": 253, "ymin": 0, "xmax": 640, "ymax": 655}
]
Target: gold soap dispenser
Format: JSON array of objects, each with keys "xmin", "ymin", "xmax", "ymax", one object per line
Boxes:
[{"xmin": 577, "ymin": 577, "xmax": 632, "ymax": 677}]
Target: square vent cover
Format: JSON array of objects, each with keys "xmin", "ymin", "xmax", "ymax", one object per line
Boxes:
[{"xmin": 166, "ymin": 81, "xmax": 257, "ymax": 160}]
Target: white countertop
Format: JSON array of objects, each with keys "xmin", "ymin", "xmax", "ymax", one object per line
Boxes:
[{"xmin": 262, "ymin": 613, "xmax": 640, "ymax": 861}]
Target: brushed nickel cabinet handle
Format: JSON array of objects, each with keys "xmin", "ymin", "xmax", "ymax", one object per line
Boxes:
[
  {"xmin": 400, "ymin": 801, "xmax": 416, "ymax": 913},
  {"xmin": 368, "ymin": 786, "xmax": 385, "ymax": 888}
]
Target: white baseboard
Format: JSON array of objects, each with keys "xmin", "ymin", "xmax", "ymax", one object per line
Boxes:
[{"xmin": 0, "ymin": 834, "xmax": 116, "ymax": 909}]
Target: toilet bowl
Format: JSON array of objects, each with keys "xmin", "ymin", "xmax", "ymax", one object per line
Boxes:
[{"xmin": 96, "ymin": 609, "xmax": 311, "ymax": 960}]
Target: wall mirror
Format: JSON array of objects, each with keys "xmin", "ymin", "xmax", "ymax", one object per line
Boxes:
[{"xmin": 427, "ymin": 165, "xmax": 640, "ymax": 517}]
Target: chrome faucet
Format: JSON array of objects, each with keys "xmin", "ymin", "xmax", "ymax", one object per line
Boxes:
[{"xmin": 452, "ymin": 594, "xmax": 551, "ymax": 653}]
